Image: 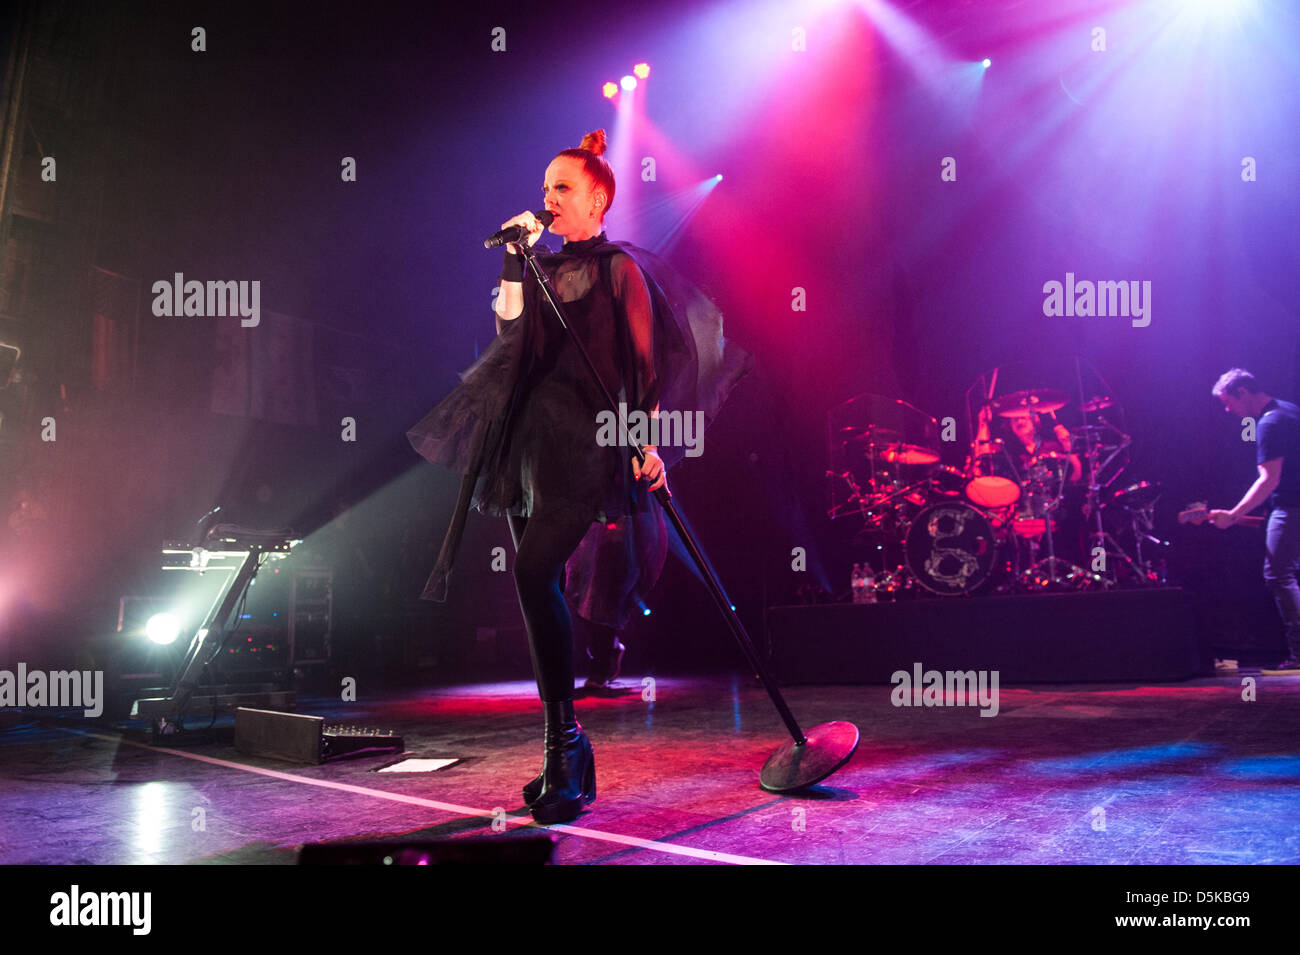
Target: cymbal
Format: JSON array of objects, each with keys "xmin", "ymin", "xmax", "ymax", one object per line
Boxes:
[
  {"xmin": 991, "ymin": 388, "xmax": 1069, "ymax": 418},
  {"xmin": 1081, "ymin": 395, "xmax": 1115, "ymax": 413},
  {"xmin": 881, "ymin": 444, "xmax": 940, "ymax": 466},
  {"xmin": 842, "ymin": 426, "xmax": 905, "ymax": 446},
  {"xmin": 1112, "ymin": 480, "xmax": 1160, "ymax": 509}
]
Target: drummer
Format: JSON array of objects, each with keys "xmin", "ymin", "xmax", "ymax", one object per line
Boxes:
[{"xmin": 1007, "ymin": 412, "xmax": 1082, "ymax": 483}]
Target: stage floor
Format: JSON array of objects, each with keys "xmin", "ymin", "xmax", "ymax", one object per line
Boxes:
[{"xmin": 3, "ymin": 673, "xmax": 1298, "ymax": 865}]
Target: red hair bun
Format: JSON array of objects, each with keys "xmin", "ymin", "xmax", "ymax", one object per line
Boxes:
[
  {"xmin": 579, "ymin": 129, "xmax": 607, "ymax": 157},
  {"xmin": 555, "ymin": 131, "xmax": 616, "ymax": 216}
]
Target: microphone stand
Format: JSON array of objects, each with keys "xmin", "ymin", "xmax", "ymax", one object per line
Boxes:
[{"xmin": 517, "ymin": 238, "xmax": 859, "ymax": 792}]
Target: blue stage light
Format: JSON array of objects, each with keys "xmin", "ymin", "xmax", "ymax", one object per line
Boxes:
[{"xmin": 981, "ymin": 57, "xmax": 992, "ymax": 69}]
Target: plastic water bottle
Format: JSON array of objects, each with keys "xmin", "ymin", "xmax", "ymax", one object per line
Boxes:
[{"xmin": 862, "ymin": 565, "xmax": 878, "ymax": 604}]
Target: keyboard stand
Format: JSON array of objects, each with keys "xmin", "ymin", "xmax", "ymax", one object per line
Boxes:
[{"xmin": 131, "ymin": 526, "xmax": 300, "ymax": 739}]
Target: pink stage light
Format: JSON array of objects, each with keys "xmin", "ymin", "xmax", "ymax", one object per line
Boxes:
[
  {"xmin": 633, "ymin": 62, "xmax": 650, "ymax": 79},
  {"xmin": 602, "ymin": 81, "xmax": 618, "ymax": 99},
  {"xmin": 620, "ymin": 75, "xmax": 637, "ymax": 92}
]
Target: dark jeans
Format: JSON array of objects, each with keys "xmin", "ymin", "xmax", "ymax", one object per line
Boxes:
[
  {"xmin": 1263, "ymin": 507, "xmax": 1300, "ymax": 659},
  {"xmin": 507, "ymin": 512, "xmax": 594, "ymax": 702}
]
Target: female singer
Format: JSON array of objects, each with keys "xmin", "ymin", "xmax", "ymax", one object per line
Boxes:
[{"xmin": 408, "ymin": 129, "xmax": 749, "ymax": 825}]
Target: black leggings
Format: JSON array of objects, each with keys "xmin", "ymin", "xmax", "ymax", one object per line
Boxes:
[{"xmin": 507, "ymin": 512, "xmax": 595, "ymax": 702}]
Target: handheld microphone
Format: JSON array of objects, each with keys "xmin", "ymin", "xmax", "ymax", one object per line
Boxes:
[{"xmin": 484, "ymin": 210, "xmax": 555, "ymax": 249}]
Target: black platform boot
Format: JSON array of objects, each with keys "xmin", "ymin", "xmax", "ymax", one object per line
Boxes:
[
  {"xmin": 529, "ymin": 699, "xmax": 596, "ymax": 824},
  {"xmin": 524, "ymin": 628, "xmax": 613, "ymax": 802},
  {"xmin": 522, "ymin": 768, "xmax": 543, "ymax": 806}
]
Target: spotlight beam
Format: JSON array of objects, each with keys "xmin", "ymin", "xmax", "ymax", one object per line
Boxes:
[{"xmin": 623, "ymin": 177, "xmax": 724, "ymax": 255}]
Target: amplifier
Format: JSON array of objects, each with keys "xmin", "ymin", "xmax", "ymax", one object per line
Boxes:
[{"xmin": 234, "ymin": 707, "xmax": 403, "ymax": 764}]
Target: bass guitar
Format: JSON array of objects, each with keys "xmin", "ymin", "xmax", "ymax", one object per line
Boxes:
[{"xmin": 1177, "ymin": 501, "xmax": 1265, "ymax": 529}]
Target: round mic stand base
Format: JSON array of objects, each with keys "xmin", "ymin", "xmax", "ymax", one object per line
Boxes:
[{"xmin": 760, "ymin": 720, "xmax": 861, "ymax": 793}]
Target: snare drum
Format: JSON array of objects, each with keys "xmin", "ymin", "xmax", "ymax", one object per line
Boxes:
[{"xmin": 965, "ymin": 441, "xmax": 1022, "ymax": 508}]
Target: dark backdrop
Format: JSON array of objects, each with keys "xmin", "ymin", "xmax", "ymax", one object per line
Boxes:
[{"xmin": 0, "ymin": 0, "xmax": 1295, "ymax": 676}]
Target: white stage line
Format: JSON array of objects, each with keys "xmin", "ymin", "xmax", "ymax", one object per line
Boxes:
[{"xmin": 73, "ymin": 729, "xmax": 786, "ymax": 866}]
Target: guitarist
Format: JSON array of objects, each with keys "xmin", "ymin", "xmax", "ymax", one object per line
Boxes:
[{"xmin": 1209, "ymin": 368, "xmax": 1300, "ymax": 672}]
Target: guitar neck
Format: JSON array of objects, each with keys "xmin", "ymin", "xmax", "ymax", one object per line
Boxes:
[{"xmin": 1178, "ymin": 503, "xmax": 1267, "ymax": 529}]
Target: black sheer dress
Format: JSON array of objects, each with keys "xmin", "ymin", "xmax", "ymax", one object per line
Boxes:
[{"xmin": 407, "ymin": 232, "xmax": 751, "ymax": 608}]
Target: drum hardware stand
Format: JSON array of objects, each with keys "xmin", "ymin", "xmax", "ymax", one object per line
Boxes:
[
  {"xmin": 1079, "ymin": 426, "xmax": 1135, "ymax": 588},
  {"xmin": 1018, "ymin": 503, "xmax": 1089, "ymax": 589},
  {"xmin": 1011, "ymin": 437, "xmax": 1082, "ymax": 589},
  {"xmin": 993, "ymin": 509, "xmax": 1021, "ymax": 594},
  {"xmin": 827, "ymin": 469, "xmax": 904, "ymax": 526},
  {"xmin": 863, "ymin": 478, "xmax": 930, "ymax": 519},
  {"xmin": 1120, "ymin": 496, "xmax": 1168, "ymax": 585},
  {"xmin": 520, "ymin": 240, "xmax": 858, "ymax": 792},
  {"xmin": 827, "ymin": 469, "xmax": 866, "ymax": 521},
  {"xmin": 1084, "ymin": 523, "xmax": 1138, "ymax": 586}
]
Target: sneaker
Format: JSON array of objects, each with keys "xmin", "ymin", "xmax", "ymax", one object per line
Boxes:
[
  {"xmin": 1260, "ymin": 658, "xmax": 1300, "ymax": 675},
  {"xmin": 578, "ymin": 678, "xmax": 632, "ymax": 698},
  {"xmin": 585, "ymin": 638, "xmax": 626, "ymax": 686}
]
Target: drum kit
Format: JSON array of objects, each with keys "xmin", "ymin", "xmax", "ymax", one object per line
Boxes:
[{"xmin": 828, "ymin": 385, "xmax": 1168, "ymax": 598}]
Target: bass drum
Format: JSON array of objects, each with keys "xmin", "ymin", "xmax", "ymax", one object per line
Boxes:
[{"xmin": 905, "ymin": 502, "xmax": 997, "ymax": 596}]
